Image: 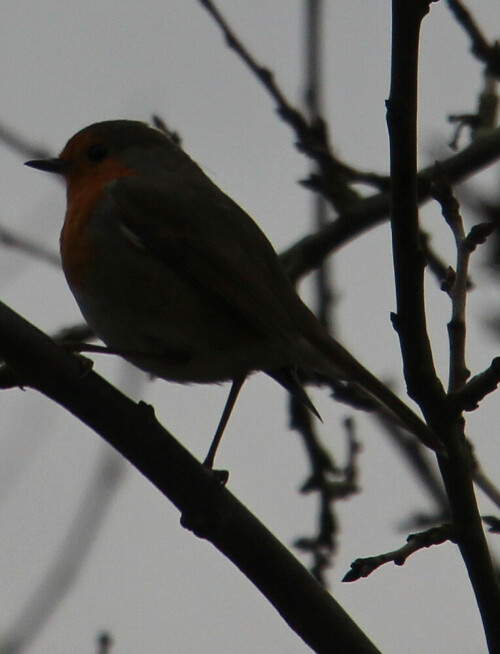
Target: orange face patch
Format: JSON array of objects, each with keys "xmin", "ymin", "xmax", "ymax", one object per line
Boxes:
[{"xmin": 59, "ymin": 138, "xmax": 135, "ymax": 287}]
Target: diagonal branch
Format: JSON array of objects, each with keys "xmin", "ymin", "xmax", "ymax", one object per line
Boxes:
[
  {"xmin": 0, "ymin": 120, "xmax": 51, "ymax": 160},
  {"xmin": 281, "ymin": 126, "xmax": 500, "ymax": 283},
  {"xmin": 0, "ymin": 299, "xmax": 381, "ymax": 654},
  {"xmin": 447, "ymin": 0, "xmax": 500, "ymax": 78},
  {"xmin": 343, "ymin": 524, "xmax": 456, "ymax": 582},
  {"xmin": 198, "ymin": 0, "xmax": 359, "ymax": 213},
  {"xmin": 0, "ymin": 224, "xmax": 60, "ymax": 266},
  {"xmin": 450, "ymin": 357, "xmax": 500, "ymax": 412},
  {"xmin": 0, "ymin": 445, "xmax": 125, "ymax": 654},
  {"xmin": 199, "ymin": 0, "xmax": 313, "ymax": 140}
]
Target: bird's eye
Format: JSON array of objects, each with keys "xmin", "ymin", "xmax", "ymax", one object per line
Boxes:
[{"xmin": 87, "ymin": 143, "xmax": 109, "ymax": 163}]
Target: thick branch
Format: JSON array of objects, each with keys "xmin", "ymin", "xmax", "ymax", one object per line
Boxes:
[
  {"xmin": 388, "ymin": 3, "xmax": 500, "ymax": 651},
  {"xmin": 0, "ymin": 300, "xmax": 381, "ymax": 654},
  {"xmin": 387, "ymin": 0, "xmax": 443, "ymax": 412}
]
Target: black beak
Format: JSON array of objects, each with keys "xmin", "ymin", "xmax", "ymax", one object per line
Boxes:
[{"xmin": 25, "ymin": 158, "xmax": 70, "ymax": 174}]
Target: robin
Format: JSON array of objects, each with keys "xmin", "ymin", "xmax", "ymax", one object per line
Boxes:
[{"xmin": 26, "ymin": 120, "xmax": 441, "ymax": 465}]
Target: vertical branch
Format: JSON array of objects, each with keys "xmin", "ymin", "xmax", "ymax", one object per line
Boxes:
[
  {"xmin": 388, "ymin": 2, "xmax": 500, "ymax": 651},
  {"xmin": 293, "ymin": 0, "xmax": 340, "ymax": 582},
  {"xmin": 303, "ymin": 0, "xmax": 334, "ymax": 331},
  {"xmin": 387, "ymin": 1, "xmax": 444, "ymax": 414},
  {"xmin": 431, "ymin": 174, "xmax": 471, "ymax": 392}
]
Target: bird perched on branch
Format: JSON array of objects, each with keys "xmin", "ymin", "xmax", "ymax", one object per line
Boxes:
[{"xmin": 26, "ymin": 120, "xmax": 441, "ymax": 466}]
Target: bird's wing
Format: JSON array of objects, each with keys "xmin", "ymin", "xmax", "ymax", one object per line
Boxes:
[
  {"xmin": 109, "ymin": 173, "xmax": 442, "ymax": 452},
  {"xmin": 109, "ymin": 174, "xmax": 305, "ymax": 351}
]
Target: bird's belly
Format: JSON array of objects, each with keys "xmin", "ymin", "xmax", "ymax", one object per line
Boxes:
[{"xmin": 70, "ymin": 241, "xmax": 290, "ymax": 383}]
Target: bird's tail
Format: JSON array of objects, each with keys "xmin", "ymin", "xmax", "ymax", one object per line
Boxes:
[{"xmin": 295, "ymin": 306, "xmax": 443, "ymax": 453}]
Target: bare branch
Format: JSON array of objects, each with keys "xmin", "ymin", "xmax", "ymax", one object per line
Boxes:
[
  {"xmin": 0, "ymin": 299, "xmax": 381, "ymax": 654},
  {"xmin": 431, "ymin": 170, "xmax": 471, "ymax": 391},
  {"xmin": 292, "ymin": 400, "xmax": 360, "ymax": 585},
  {"xmin": 0, "ymin": 121, "xmax": 51, "ymax": 160},
  {"xmin": 96, "ymin": 632, "xmax": 113, "ymax": 654},
  {"xmin": 389, "ymin": 3, "xmax": 500, "ymax": 649},
  {"xmin": 447, "ymin": 0, "xmax": 500, "ymax": 78},
  {"xmin": 387, "ymin": 0, "xmax": 443, "ymax": 413},
  {"xmin": 448, "ymin": 73, "xmax": 498, "ymax": 148},
  {"xmin": 375, "ymin": 413, "xmax": 449, "ymax": 515},
  {"xmin": 343, "ymin": 524, "xmax": 455, "ymax": 582},
  {"xmin": 198, "ymin": 0, "xmax": 360, "ymax": 213},
  {"xmin": 450, "ymin": 357, "xmax": 500, "ymax": 411},
  {"xmin": 420, "ymin": 228, "xmax": 472, "ymax": 289},
  {"xmin": 0, "ymin": 448, "xmax": 125, "ymax": 654},
  {"xmin": 483, "ymin": 516, "xmax": 500, "ymax": 534},
  {"xmin": 151, "ymin": 114, "xmax": 182, "ymax": 146},
  {"xmin": 303, "ymin": 0, "xmax": 336, "ymax": 330},
  {"xmin": 474, "ymin": 464, "xmax": 500, "ymax": 513},
  {"xmin": 0, "ymin": 224, "xmax": 60, "ymax": 266},
  {"xmin": 281, "ymin": 126, "xmax": 500, "ymax": 283}
]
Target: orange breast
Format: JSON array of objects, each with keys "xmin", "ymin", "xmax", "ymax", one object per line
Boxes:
[{"xmin": 60, "ymin": 160, "xmax": 135, "ymax": 288}]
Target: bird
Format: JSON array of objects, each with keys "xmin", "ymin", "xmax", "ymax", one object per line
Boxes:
[{"xmin": 25, "ymin": 120, "xmax": 441, "ymax": 466}]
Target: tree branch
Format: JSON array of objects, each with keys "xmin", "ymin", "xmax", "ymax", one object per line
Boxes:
[
  {"xmin": 1, "ymin": 446, "xmax": 125, "ymax": 654},
  {"xmin": 343, "ymin": 524, "xmax": 455, "ymax": 582},
  {"xmin": 198, "ymin": 0, "xmax": 360, "ymax": 213},
  {"xmin": 388, "ymin": 3, "xmax": 500, "ymax": 651},
  {"xmin": 450, "ymin": 357, "xmax": 500, "ymax": 411},
  {"xmin": 0, "ymin": 299, "xmax": 381, "ymax": 654},
  {"xmin": 447, "ymin": 0, "xmax": 500, "ymax": 78},
  {"xmin": 388, "ymin": 0, "xmax": 444, "ymax": 414},
  {"xmin": 281, "ymin": 126, "xmax": 500, "ymax": 283}
]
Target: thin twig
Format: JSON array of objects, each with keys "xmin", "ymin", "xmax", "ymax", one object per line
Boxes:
[
  {"xmin": 96, "ymin": 632, "xmax": 113, "ymax": 654},
  {"xmin": 290, "ymin": 397, "xmax": 339, "ymax": 585},
  {"xmin": 0, "ymin": 446, "xmax": 126, "ymax": 654},
  {"xmin": 0, "ymin": 224, "xmax": 60, "ymax": 266},
  {"xmin": 151, "ymin": 114, "xmax": 182, "ymax": 146},
  {"xmin": 199, "ymin": 0, "xmax": 312, "ymax": 138},
  {"xmin": 375, "ymin": 413, "xmax": 449, "ymax": 515},
  {"xmin": 292, "ymin": 402, "xmax": 360, "ymax": 585},
  {"xmin": 448, "ymin": 72, "xmax": 498, "ymax": 148},
  {"xmin": 451, "ymin": 356, "xmax": 500, "ymax": 412},
  {"xmin": 343, "ymin": 524, "xmax": 455, "ymax": 582},
  {"xmin": 0, "ymin": 121, "xmax": 51, "ymax": 160},
  {"xmin": 447, "ymin": 0, "xmax": 500, "ymax": 78},
  {"xmin": 420, "ymin": 228, "xmax": 473, "ymax": 289},
  {"xmin": 431, "ymin": 170, "xmax": 471, "ymax": 391},
  {"xmin": 280, "ymin": 126, "xmax": 500, "ymax": 284},
  {"xmin": 303, "ymin": 0, "xmax": 335, "ymax": 330},
  {"xmin": 474, "ymin": 465, "xmax": 500, "ymax": 512},
  {"xmin": 198, "ymin": 0, "xmax": 359, "ymax": 213}
]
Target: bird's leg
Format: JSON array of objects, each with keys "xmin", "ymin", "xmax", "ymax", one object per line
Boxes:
[{"xmin": 203, "ymin": 376, "xmax": 246, "ymax": 469}]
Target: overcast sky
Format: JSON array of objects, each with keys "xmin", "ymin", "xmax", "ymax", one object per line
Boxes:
[{"xmin": 1, "ymin": 2, "xmax": 500, "ymax": 653}]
